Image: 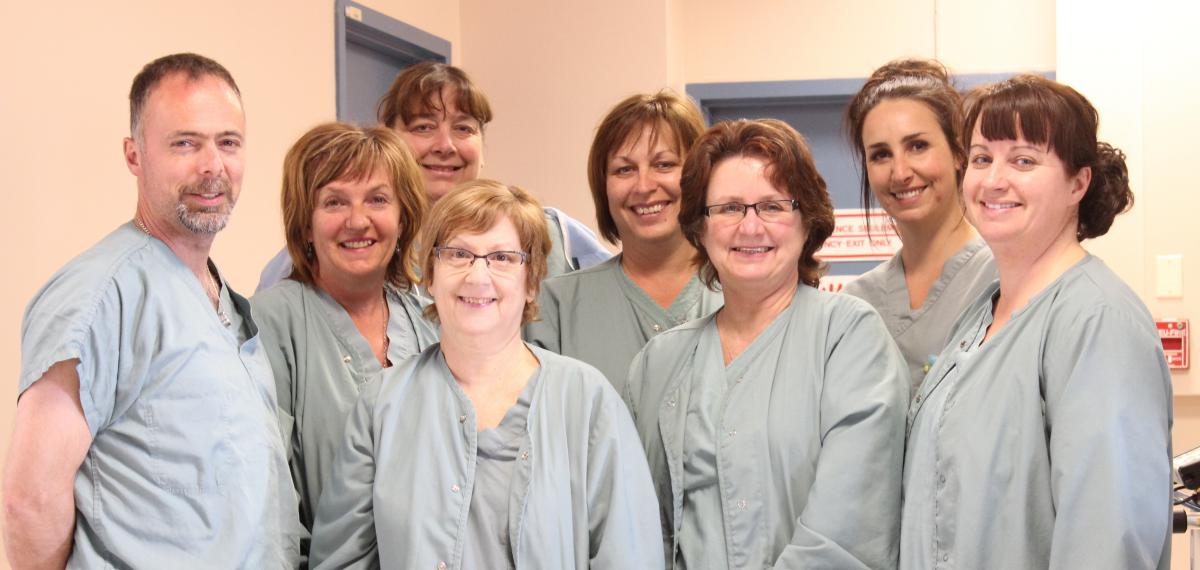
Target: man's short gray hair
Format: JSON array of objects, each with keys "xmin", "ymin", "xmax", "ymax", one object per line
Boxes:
[{"xmin": 128, "ymin": 53, "xmax": 241, "ymax": 139}]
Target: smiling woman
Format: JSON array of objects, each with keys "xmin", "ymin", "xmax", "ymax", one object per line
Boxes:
[
  {"xmin": 842, "ymin": 59, "xmax": 997, "ymax": 395},
  {"xmin": 308, "ymin": 168, "xmax": 402, "ymax": 286},
  {"xmin": 625, "ymin": 118, "xmax": 909, "ymax": 569},
  {"xmin": 524, "ymin": 92, "xmax": 723, "ymax": 392},
  {"xmin": 900, "ymin": 75, "xmax": 1171, "ymax": 570},
  {"xmin": 249, "ymin": 122, "xmax": 439, "ymax": 551},
  {"xmin": 310, "ymin": 180, "xmax": 664, "ymax": 569},
  {"xmin": 377, "ymin": 61, "xmax": 490, "ymax": 202}
]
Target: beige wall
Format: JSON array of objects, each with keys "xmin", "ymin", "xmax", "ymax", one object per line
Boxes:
[
  {"xmin": 1057, "ymin": 1, "xmax": 1200, "ymax": 566},
  {"xmin": 457, "ymin": 0, "xmax": 674, "ymax": 235},
  {"xmin": 1142, "ymin": 4, "xmax": 1200, "ymax": 397},
  {"xmin": 682, "ymin": 0, "xmax": 1055, "ymax": 82}
]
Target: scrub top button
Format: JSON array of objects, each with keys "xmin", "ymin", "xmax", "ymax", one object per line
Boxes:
[
  {"xmin": 342, "ymin": 355, "xmax": 352, "ymax": 364},
  {"xmin": 451, "ymin": 484, "xmax": 460, "ymax": 493}
]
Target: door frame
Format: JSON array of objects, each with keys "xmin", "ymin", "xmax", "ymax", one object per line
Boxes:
[
  {"xmin": 335, "ymin": 0, "xmax": 452, "ymax": 121},
  {"xmin": 686, "ymin": 71, "xmax": 1056, "ymax": 125}
]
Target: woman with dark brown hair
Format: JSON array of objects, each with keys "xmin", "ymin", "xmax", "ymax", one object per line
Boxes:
[
  {"xmin": 624, "ymin": 118, "xmax": 908, "ymax": 569},
  {"xmin": 843, "ymin": 59, "xmax": 995, "ymax": 394},
  {"xmin": 525, "ymin": 92, "xmax": 723, "ymax": 392},
  {"xmin": 901, "ymin": 75, "xmax": 1171, "ymax": 569},
  {"xmin": 256, "ymin": 62, "xmax": 610, "ymax": 291}
]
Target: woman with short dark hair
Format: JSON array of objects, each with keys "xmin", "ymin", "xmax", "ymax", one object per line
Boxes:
[
  {"xmin": 625, "ymin": 118, "xmax": 908, "ymax": 569},
  {"xmin": 257, "ymin": 63, "xmax": 609, "ymax": 291},
  {"xmin": 525, "ymin": 91, "xmax": 723, "ymax": 391}
]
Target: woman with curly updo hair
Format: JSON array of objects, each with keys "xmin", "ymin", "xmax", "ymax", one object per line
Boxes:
[{"xmin": 901, "ymin": 75, "xmax": 1172, "ymax": 570}]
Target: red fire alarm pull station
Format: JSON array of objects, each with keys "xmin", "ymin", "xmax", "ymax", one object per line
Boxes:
[{"xmin": 1157, "ymin": 319, "xmax": 1190, "ymax": 370}]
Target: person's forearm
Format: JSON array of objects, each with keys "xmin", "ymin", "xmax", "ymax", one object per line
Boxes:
[
  {"xmin": 5, "ymin": 360, "xmax": 90, "ymax": 569},
  {"xmin": 4, "ymin": 486, "xmax": 75, "ymax": 570}
]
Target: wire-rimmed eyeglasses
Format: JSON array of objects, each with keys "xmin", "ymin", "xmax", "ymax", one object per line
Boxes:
[
  {"xmin": 703, "ymin": 199, "xmax": 801, "ymax": 224},
  {"xmin": 433, "ymin": 246, "xmax": 529, "ymax": 273}
]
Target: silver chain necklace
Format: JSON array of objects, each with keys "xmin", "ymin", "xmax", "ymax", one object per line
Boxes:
[{"xmin": 133, "ymin": 217, "xmax": 232, "ymax": 327}]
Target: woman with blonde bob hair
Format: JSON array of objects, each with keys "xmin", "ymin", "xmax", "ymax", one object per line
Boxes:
[
  {"xmin": 625, "ymin": 119, "xmax": 908, "ymax": 569},
  {"xmin": 251, "ymin": 122, "xmax": 438, "ymax": 544},
  {"xmin": 526, "ymin": 91, "xmax": 723, "ymax": 391},
  {"xmin": 311, "ymin": 180, "xmax": 663, "ymax": 569},
  {"xmin": 901, "ymin": 75, "xmax": 1172, "ymax": 570}
]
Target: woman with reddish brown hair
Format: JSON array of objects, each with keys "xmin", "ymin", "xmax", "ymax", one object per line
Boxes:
[
  {"xmin": 625, "ymin": 118, "xmax": 908, "ymax": 569},
  {"xmin": 901, "ymin": 75, "xmax": 1172, "ymax": 570}
]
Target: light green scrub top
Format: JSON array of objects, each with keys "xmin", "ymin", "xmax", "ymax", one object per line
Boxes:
[
  {"xmin": 462, "ymin": 371, "xmax": 538, "ymax": 570},
  {"xmin": 251, "ymin": 278, "xmax": 439, "ymax": 536},
  {"xmin": 543, "ymin": 209, "xmax": 573, "ymax": 278},
  {"xmin": 901, "ymin": 255, "xmax": 1173, "ymax": 570},
  {"xmin": 19, "ymin": 224, "xmax": 303, "ymax": 568},
  {"xmin": 525, "ymin": 255, "xmax": 724, "ymax": 394},
  {"xmin": 625, "ymin": 286, "xmax": 909, "ymax": 569},
  {"xmin": 843, "ymin": 238, "xmax": 996, "ymax": 395},
  {"xmin": 310, "ymin": 344, "xmax": 665, "ymax": 570},
  {"xmin": 676, "ymin": 325, "xmax": 735, "ymax": 569}
]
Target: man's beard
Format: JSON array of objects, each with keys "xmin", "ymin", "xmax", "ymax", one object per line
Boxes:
[{"xmin": 177, "ymin": 177, "xmax": 235, "ymax": 234}]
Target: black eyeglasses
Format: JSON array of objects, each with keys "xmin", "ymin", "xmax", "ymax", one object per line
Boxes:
[
  {"xmin": 433, "ymin": 246, "xmax": 529, "ymax": 273},
  {"xmin": 703, "ymin": 199, "xmax": 801, "ymax": 223}
]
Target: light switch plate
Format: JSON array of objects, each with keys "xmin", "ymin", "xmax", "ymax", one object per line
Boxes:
[{"xmin": 1157, "ymin": 254, "xmax": 1183, "ymax": 298}]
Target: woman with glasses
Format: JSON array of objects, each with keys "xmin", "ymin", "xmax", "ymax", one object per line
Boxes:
[
  {"xmin": 250, "ymin": 123, "xmax": 438, "ymax": 547},
  {"xmin": 310, "ymin": 180, "xmax": 663, "ymax": 569},
  {"xmin": 525, "ymin": 92, "xmax": 723, "ymax": 391},
  {"xmin": 843, "ymin": 59, "xmax": 996, "ymax": 394},
  {"xmin": 901, "ymin": 76, "xmax": 1171, "ymax": 570},
  {"xmin": 624, "ymin": 119, "xmax": 908, "ymax": 569}
]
